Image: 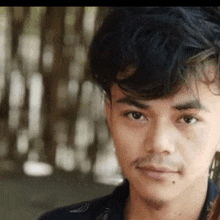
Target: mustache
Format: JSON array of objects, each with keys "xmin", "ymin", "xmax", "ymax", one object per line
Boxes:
[{"xmin": 133, "ymin": 154, "xmax": 183, "ymax": 171}]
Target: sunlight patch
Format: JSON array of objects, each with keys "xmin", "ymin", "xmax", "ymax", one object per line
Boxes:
[{"xmin": 23, "ymin": 161, "xmax": 53, "ymax": 176}]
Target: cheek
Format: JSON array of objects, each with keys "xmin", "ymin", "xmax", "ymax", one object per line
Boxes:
[
  {"xmin": 110, "ymin": 120, "xmax": 144, "ymax": 168},
  {"xmin": 182, "ymin": 126, "xmax": 218, "ymax": 175}
]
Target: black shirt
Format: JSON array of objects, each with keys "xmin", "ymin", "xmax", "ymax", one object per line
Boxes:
[{"xmin": 38, "ymin": 179, "xmax": 219, "ymax": 220}]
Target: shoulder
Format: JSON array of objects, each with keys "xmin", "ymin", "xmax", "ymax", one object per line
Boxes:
[
  {"xmin": 38, "ymin": 179, "xmax": 129, "ymax": 220},
  {"xmin": 37, "ymin": 194, "xmax": 112, "ymax": 220}
]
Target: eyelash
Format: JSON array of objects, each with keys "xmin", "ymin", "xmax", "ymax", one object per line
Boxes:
[
  {"xmin": 123, "ymin": 111, "xmax": 146, "ymax": 121},
  {"xmin": 123, "ymin": 111, "xmax": 200, "ymax": 125},
  {"xmin": 178, "ymin": 115, "xmax": 200, "ymax": 125}
]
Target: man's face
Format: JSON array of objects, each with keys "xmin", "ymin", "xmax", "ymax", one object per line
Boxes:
[{"xmin": 105, "ymin": 74, "xmax": 220, "ymax": 203}]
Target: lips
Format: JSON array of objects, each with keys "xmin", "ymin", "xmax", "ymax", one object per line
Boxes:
[
  {"xmin": 137, "ymin": 166, "xmax": 178, "ymax": 180},
  {"xmin": 138, "ymin": 166, "xmax": 177, "ymax": 173}
]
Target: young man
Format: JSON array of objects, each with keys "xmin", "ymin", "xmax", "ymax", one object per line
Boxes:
[{"xmin": 38, "ymin": 7, "xmax": 220, "ymax": 220}]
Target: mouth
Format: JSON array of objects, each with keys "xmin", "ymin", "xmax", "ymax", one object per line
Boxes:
[{"xmin": 137, "ymin": 166, "xmax": 178, "ymax": 180}]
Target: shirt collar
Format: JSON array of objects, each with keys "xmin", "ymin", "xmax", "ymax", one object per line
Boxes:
[
  {"xmin": 110, "ymin": 178, "xmax": 219, "ymax": 220},
  {"xmin": 199, "ymin": 179, "xmax": 219, "ymax": 220}
]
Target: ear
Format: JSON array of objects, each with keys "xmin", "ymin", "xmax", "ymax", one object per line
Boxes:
[{"xmin": 105, "ymin": 96, "xmax": 112, "ymax": 128}]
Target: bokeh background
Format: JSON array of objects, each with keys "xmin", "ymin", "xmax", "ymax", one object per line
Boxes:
[{"xmin": 0, "ymin": 6, "xmax": 220, "ymax": 220}]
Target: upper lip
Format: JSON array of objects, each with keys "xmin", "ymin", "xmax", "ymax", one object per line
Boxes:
[{"xmin": 137, "ymin": 166, "xmax": 177, "ymax": 173}]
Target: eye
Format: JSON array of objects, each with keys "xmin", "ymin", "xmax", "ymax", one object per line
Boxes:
[
  {"xmin": 125, "ymin": 112, "xmax": 145, "ymax": 121},
  {"xmin": 179, "ymin": 115, "xmax": 199, "ymax": 125}
]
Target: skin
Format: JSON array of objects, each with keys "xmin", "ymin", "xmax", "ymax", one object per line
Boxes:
[{"xmin": 105, "ymin": 66, "xmax": 220, "ymax": 220}]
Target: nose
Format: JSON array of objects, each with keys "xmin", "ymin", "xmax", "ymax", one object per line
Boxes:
[{"xmin": 145, "ymin": 118, "xmax": 177, "ymax": 154}]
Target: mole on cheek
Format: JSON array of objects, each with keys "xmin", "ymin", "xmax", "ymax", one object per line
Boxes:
[{"xmin": 172, "ymin": 181, "xmax": 175, "ymax": 184}]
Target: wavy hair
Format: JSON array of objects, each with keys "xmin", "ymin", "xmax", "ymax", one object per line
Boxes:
[{"xmin": 89, "ymin": 7, "xmax": 220, "ymax": 99}]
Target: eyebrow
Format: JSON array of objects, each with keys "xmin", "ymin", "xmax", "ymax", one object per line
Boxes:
[
  {"xmin": 116, "ymin": 96, "xmax": 210, "ymax": 112},
  {"xmin": 173, "ymin": 99, "xmax": 209, "ymax": 112},
  {"xmin": 116, "ymin": 96, "xmax": 149, "ymax": 109}
]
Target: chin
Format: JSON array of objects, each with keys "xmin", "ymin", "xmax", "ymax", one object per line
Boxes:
[
  {"xmin": 143, "ymin": 197, "xmax": 167, "ymax": 210},
  {"xmin": 131, "ymin": 180, "xmax": 170, "ymax": 209},
  {"xmin": 128, "ymin": 173, "xmax": 180, "ymax": 204}
]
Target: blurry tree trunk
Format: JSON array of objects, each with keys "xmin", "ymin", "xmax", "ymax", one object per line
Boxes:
[
  {"xmin": 66, "ymin": 80, "xmax": 83, "ymax": 156},
  {"xmin": 4, "ymin": 7, "xmax": 30, "ymax": 164},
  {"xmin": 94, "ymin": 7, "xmax": 109, "ymax": 32},
  {"xmin": 38, "ymin": 7, "xmax": 53, "ymax": 162},
  {"xmin": 66, "ymin": 7, "xmax": 85, "ymax": 157},
  {"xmin": 38, "ymin": 7, "xmax": 52, "ymax": 74},
  {"xmin": 86, "ymin": 120, "xmax": 99, "ymax": 180},
  {"xmin": 40, "ymin": 7, "xmax": 67, "ymax": 166},
  {"xmin": 83, "ymin": 6, "xmax": 109, "ymax": 177},
  {"xmin": 74, "ymin": 7, "xmax": 85, "ymax": 45}
]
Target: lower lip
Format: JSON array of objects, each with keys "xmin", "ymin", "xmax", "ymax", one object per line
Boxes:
[{"xmin": 138, "ymin": 168, "xmax": 177, "ymax": 180}]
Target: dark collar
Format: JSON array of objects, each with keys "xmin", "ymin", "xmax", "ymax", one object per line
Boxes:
[
  {"xmin": 199, "ymin": 179, "xmax": 219, "ymax": 220},
  {"xmin": 109, "ymin": 179, "xmax": 219, "ymax": 220}
]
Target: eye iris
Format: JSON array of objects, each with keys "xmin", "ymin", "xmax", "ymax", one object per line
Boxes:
[
  {"xmin": 132, "ymin": 112, "xmax": 142, "ymax": 119},
  {"xmin": 184, "ymin": 116, "xmax": 194, "ymax": 123}
]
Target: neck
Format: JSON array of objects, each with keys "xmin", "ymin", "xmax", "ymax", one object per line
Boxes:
[{"xmin": 124, "ymin": 178, "xmax": 208, "ymax": 220}]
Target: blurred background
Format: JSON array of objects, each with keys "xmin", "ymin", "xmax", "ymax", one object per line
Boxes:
[{"xmin": 0, "ymin": 6, "xmax": 220, "ymax": 220}]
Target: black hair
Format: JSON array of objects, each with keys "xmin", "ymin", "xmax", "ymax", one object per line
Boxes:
[{"xmin": 89, "ymin": 7, "xmax": 220, "ymax": 99}]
